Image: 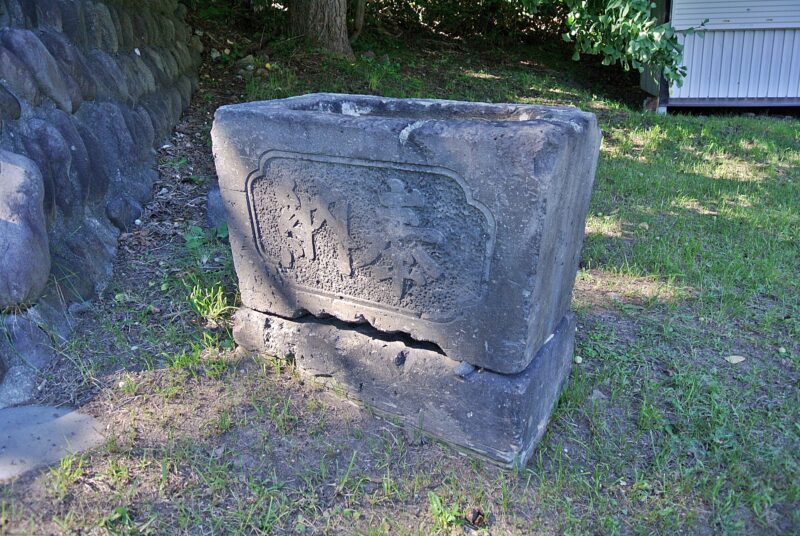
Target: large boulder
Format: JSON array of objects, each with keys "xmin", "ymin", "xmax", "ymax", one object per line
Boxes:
[
  {"xmin": 0, "ymin": 151, "xmax": 50, "ymax": 308},
  {"xmin": 0, "ymin": 28, "xmax": 75, "ymax": 113}
]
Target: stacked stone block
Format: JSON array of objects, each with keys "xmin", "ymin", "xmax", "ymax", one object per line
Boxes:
[
  {"xmin": 213, "ymin": 94, "xmax": 601, "ymax": 465},
  {"xmin": 0, "ymin": 0, "xmax": 200, "ymax": 405},
  {"xmin": 0, "ymin": 0, "xmax": 200, "ymax": 307}
]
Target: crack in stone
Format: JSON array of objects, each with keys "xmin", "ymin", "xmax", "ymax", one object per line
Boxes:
[{"xmin": 280, "ymin": 310, "xmax": 447, "ymax": 355}]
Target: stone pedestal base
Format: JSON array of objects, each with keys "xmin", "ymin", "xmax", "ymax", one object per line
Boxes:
[{"xmin": 234, "ymin": 308, "xmax": 575, "ymax": 467}]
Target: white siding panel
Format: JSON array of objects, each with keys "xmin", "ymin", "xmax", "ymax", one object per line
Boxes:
[
  {"xmin": 728, "ymin": 31, "xmax": 743, "ymax": 97},
  {"xmin": 672, "ymin": 0, "xmax": 800, "ymax": 30},
  {"xmin": 789, "ymin": 32, "xmax": 800, "ymax": 97},
  {"xmin": 710, "ymin": 31, "xmax": 724, "ymax": 97},
  {"xmin": 745, "ymin": 31, "xmax": 760, "ymax": 97},
  {"xmin": 671, "ymin": 29, "xmax": 800, "ymax": 100},
  {"xmin": 758, "ymin": 31, "xmax": 773, "ymax": 97},
  {"xmin": 771, "ymin": 31, "xmax": 785, "ymax": 96},
  {"xmin": 719, "ymin": 32, "xmax": 733, "ymax": 98},
  {"xmin": 778, "ymin": 31, "xmax": 794, "ymax": 96}
]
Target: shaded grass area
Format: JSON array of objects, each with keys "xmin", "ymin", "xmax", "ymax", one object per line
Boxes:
[{"xmin": 2, "ymin": 34, "xmax": 798, "ymax": 535}]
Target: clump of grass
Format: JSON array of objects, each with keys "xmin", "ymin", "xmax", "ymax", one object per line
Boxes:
[
  {"xmin": 49, "ymin": 455, "xmax": 84, "ymax": 500},
  {"xmin": 244, "ymin": 63, "xmax": 299, "ymax": 100},
  {"xmin": 428, "ymin": 491, "xmax": 461, "ymax": 531},
  {"xmin": 178, "ymin": 225, "xmax": 238, "ymax": 326},
  {"xmin": 186, "ymin": 278, "xmax": 235, "ymax": 324}
]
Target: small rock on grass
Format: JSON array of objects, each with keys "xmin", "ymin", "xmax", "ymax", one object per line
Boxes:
[
  {"xmin": 235, "ymin": 54, "xmax": 255, "ymax": 67},
  {"xmin": 589, "ymin": 388, "xmax": 607, "ymax": 401},
  {"xmin": 464, "ymin": 507, "xmax": 485, "ymax": 528},
  {"xmin": 724, "ymin": 355, "xmax": 746, "ymax": 364}
]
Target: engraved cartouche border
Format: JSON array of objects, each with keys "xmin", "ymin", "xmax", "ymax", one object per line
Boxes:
[{"xmin": 245, "ymin": 150, "xmax": 497, "ymax": 322}]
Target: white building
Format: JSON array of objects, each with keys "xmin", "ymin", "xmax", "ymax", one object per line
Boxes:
[{"xmin": 642, "ymin": 0, "xmax": 800, "ymax": 109}]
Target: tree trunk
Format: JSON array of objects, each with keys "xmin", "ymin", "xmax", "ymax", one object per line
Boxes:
[
  {"xmin": 349, "ymin": 0, "xmax": 366, "ymax": 43},
  {"xmin": 290, "ymin": 0, "xmax": 354, "ymax": 59}
]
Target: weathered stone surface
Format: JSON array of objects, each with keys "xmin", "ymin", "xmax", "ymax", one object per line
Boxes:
[
  {"xmin": 118, "ymin": 9, "xmax": 135, "ymax": 49},
  {"xmin": 59, "ymin": 0, "xmax": 89, "ymax": 48},
  {"xmin": 207, "ymin": 184, "xmax": 227, "ymax": 229},
  {"xmin": 213, "ymin": 94, "xmax": 600, "ymax": 374},
  {"xmin": 86, "ymin": 49, "xmax": 131, "ymax": 103},
  {"xmin": 49, "ymin": 218, "xmax": 118, "ymax": 301},
  {"xmin": 0, "ymin": 405, "xmax": 104, "ymax": 481},
  {"xmin": 130, "ymin": 52, "xmax": 157, "ymax": 95},
  {"xmin": 1, "ymin": 0, "xmax": 24, "ymax": 27},
  {"xmin": 31, "ymin": 0, "xmax": 63, "ymax": 31},
  {"xmin": 42, "ymin": 108, "xmax": 93, "ymax": 203},
  {"xmin": 74, "ymin": 101, "xmax": 136, "ymax": 179},
  {"xmin": 0, "ymin": 28, "xmax": 73, "ymax": 112},
  {"xmin": 235, "ymin": 307, "xmax": 575, "ymax": 466},
  {"xmin": 14, "ymin": 0, "xmax": 36, "ymax": 26},
  {"xmin": 71, "ymin": 118, "xmax": 111, "ymax": 201},
  {"xmin": 160, "ymin": 47, "xmax": 181, "ymax": 84},
  {"xmin": 175, "ymin": 74, "xmax": 193, "ymax": 109},
  {"xmin": 0, "ymin": 0, "xmax": 200, "ymax": 401},
  {"xmin": 122, "ymin": 104, "xmax": 155, "ymax": 161},
  {"xmin": 85, "ymin": 1, "xmax": 118, "ymax": 52},
  {"xmin": 129, "ymin": 12, "xmax": 148, "ymax": 45},
  {"xmin": 0, "ymin": 83, "xmax": 20, "ymax": 120},
  {"xmin": 140, "ymin": 47, "xmax": 170, "ymax": 85},
  {"xmin": 106, "ymin": 194, "xmax": 142, "ymax": 231},
  {"xmin": 21, "ymin": 117, "xmax": 77, "ymax": 220},
  {"xmin": 38, "ymin": 29, "xmax": 97, "ymax": 102},
  {"xmin": 0, "ymin": 315, "xmax": 55, "ymax": 407},
  {"xmin": 105, "ymin": 2, "xmax": 123, "ymax": 48},
  {"xmin": 0, "ymin": 46, "xmax": 42, "ymax": 107},
  {"xmin": 0, "ymin": 151, "xmax": 50, "ymax": 308}
]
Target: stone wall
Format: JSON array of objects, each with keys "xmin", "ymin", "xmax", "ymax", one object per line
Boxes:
[{"xmin": 0, "ymin": 0, "xmax": 201, "ymax": 406}]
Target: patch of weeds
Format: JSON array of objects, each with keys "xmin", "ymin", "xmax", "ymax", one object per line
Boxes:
[
  {"xmin": 162, "ymin": 156, "xmax": 189, "ymax": 170},
  {"xmin": 244, "ymin": 63, "xmax": 299, "ymax": 100},
  {"xmin": 55, "ymin": 341, "xmax": 100, "ymax": 387},
  {"xmin": 428, "ymin": 491, "xmax": 461, "ymax": 532},
  {"xmin": 167, "ymin": 344, "xmax": 202, "ymax": 375},
  {"xmin": 269, "ymin": 398, "xmax": 297, "ymax": 434},
  {"xmin": 187, "ymin": 173, "xmax": 208, "ymax": 185},
  {"xmin": 0, "ymin": 499, "xmax": 15, "ymax": 533},
  {"xmin": 103, "ymin": 459, "xmax": 130, "ymax": 489},
  {"xmin": 193, "ymin": 456, "xmax": 233, "ymax": 496},
  {"xmin": 361, "ymin": 57, "xmax": 400, "ymax": 92},
  {"xmin": 186, "ymin": 277, "xmax": 235, "ymax": 324},
  {"xmin": 179, "ymin": 226, "xmax": 237, "ymax": 327},
  {"xmin": 117, "ymin": 374, "xmax": 139, "ymax": 396},
  {"xmin": 636, "ymin": 385, "xmax": 666, "ymax": 433},
  {"xmin": 49, "ymin": 454, "xmax": 84, "ymax": 499},
  {"xmin": 204, "ymin": 356, "xmax": 228, "ymax": 379},
  {"xmin": 182, "ymin": 225, "xmax": 233, "ymax": 270},
  {"xmin": 556, "ymin": 365, "xmax": 592, "ymax": 412},
  {"xmin": 97, "ymin": 506, "xmax": 155, "ymax": 535},
  {"xmin": 216, "ymin": 410, "xmax": 232, "ymax": 433},
  {"xmin": 235, "ymin": 476, "xmax": 290, "ymax": 533},
  {"xmin": 182, "ymin": 225, "xmax": 212, "ymax": 259},
  {"xmin": 336, "ymin": 450, "xmax": 366, "ymax": 501}
]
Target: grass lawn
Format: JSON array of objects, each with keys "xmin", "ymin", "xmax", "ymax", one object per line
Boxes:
[{"xmin": 2, "ymin": 32, "xmax": 798, "ymax": 535}]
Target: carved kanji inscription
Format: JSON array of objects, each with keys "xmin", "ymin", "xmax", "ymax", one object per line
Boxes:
[{"xmin": 247, "ymin": 151, "xmax": 495, "ymax": 320}]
